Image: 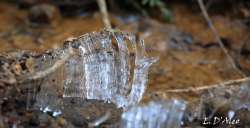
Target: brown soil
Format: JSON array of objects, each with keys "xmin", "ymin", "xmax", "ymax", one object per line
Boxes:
[{"xmin": 0, "ymin": 1, "xmax": 250, "ymax": 127}]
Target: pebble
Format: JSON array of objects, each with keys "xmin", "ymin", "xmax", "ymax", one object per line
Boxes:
[{"xmin": 28, "ymin": 4, "xmax": 61, "ymax": 26}]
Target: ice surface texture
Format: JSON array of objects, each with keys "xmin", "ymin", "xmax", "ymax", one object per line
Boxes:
[
  {"xmin": 121, "ymin": 100, "xmax": 186, "ymax": 128},
  {"xmin": 34, "ymin": 29, "xmax": 157, "ymax": 109},
  {"xmin": 63, "ymin": 29, "xmax": 157, "ymax": 108}
]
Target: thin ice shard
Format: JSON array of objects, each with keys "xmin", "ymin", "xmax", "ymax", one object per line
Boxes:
[
  {"xmin": 121, "ymin": 100, "xmax": 186, "ymax": 128},
  {"xmin": 32, "ymin": 50, "xmax": 66, "ymax": 115}
]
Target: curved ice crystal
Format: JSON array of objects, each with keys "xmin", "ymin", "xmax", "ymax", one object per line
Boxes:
[{"xmin": 62, "ymin": 29, "xmax": 158, "ymax": 108}]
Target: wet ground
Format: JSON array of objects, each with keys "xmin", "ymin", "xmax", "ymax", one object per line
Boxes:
[{"xmin": 0, "ymin": 1, "xmax": 250, "ymax": 128}]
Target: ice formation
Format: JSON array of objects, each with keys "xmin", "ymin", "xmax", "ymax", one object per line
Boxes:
[
  {"xmin": 63, "ymin": 29, "xmax": 157, "ymax": 108},
  {"xmin": 34, "ymin": 29, "xmax": 157, "ymax": 110},
  {"xmin": 121, "ymin": 100, "xmax": 186, "ymax": 128}
]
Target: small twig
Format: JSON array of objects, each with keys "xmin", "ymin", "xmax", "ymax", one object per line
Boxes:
[
  {"xmin": 163, "ymin": 77, "xmax": 250, "ymax": 93},
  {"xmin": 97, "ymin": 0, "xmax": 112, "ymax": 29},
  {"xmin": 197, "ymin": 0, "xmax": 246, "ymax": 77},
  {"xmin": 128, "ymin": 0, "xmax": 148, "ymax": 17}
]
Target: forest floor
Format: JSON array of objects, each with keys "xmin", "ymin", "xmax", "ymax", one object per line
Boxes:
[{"xmin": 0, "ymin": 1, "xmax": 250, "ymax": 127}]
